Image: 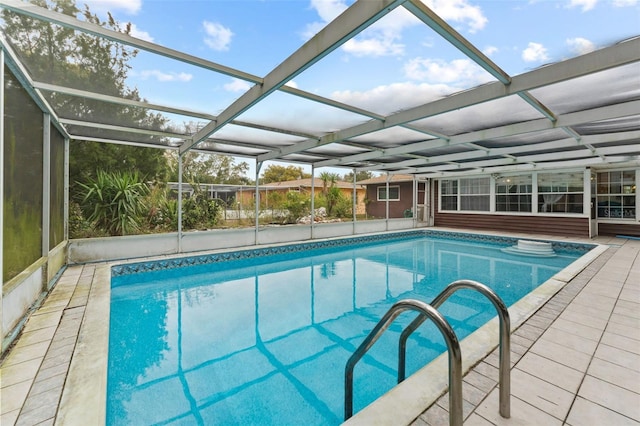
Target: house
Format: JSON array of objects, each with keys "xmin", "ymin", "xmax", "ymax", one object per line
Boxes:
[{"xmin": 358, "ymin": 175, "xmax": 427, "ymax": 220}]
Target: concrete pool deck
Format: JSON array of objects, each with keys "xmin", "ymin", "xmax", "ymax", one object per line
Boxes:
[{"xmin": 1, "ymin": 231, "xmax": 639, "ymax": 425}]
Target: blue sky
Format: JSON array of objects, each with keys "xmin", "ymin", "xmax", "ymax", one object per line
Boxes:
[{"xmin": 79, "ymin": 0, "xmax": 640, "ymax": 178}]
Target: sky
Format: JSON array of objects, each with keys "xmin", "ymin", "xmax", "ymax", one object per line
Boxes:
[{"xmin": 76, "ymin": 0, "xmax": 639, "ymax": 179}]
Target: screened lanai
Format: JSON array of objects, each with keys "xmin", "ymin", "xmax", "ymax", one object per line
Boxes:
[
  {"xmin": 2, "ymin": 0, "xmax": 639, "ymax": 176},
  {"xmin": 1, "ymin": 0, "xmax": 639, "ymax": 351},
  {"xmin": 2, "ymin": 2, "xmax": 640, "ymax": 425}
]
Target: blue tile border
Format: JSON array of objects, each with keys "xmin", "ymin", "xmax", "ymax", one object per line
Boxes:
[{"xmin": 111, "ymin": 230, "xmax": 596, "ymax": 277}]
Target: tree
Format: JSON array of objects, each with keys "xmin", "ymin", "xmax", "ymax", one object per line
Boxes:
[
  {"xmin": 342, "ymin": 170, "xmax": 376, "ymax": 182},
  {"xmin": 319, "ymin": 172, "xmax": 338, "ymax": 196},
  {"xmin": 2, "ymin": 0, "xmax": 170, "ymax": 198},
  {"xmin": 166, "ymin": 151, "xmax": 251, "ymax": 185},
  {"xmin": 261, "ymin": 164, "xmax": 310, "ymax": 183}
]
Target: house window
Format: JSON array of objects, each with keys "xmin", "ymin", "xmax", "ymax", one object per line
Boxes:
[
  {"xmin": 538, "ymin": 172, "xmax": 584, "ymax": 214},
  {"xmin": 460, "ymin": 177, "xmax": 490, "ymax": 211},
  {"xmin": 440, "ymin": 179, "xmax": 457, "ymax": 210},
  {"xmin": 378, "ymin": 185, "xmax": 400, "ymax": 201},
  {"xmin": 597, "ymin": 171, "xmax": 636, "ymax": 219},
  {"xmin": 496, "ymin": 175, "xmax": 532, "ymax": 212},
  {"xmin": 440, "ymin": 177, "xmax": 489, "ymax": 211}
]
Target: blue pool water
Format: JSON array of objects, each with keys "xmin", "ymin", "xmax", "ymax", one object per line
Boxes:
[{"xmin": 107, "ymin": 231, "xmax": 591, "ymax": 425}]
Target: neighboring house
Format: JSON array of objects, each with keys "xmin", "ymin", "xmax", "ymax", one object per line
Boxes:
[{"xmin": 358, "ymin": 174, "xmax": 427, "ymax": 219}]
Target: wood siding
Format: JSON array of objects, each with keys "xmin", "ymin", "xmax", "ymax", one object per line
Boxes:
[
  {"xmin": 598, "ymin": 222, "xmax": 640, "ymax": 237},
  {"xmin": 434, "ymin": 212, "xmax": 590, "ymax": 237},
  {"xmin": 366, "ymin": 182, "xmax": 417, "ymax": 218}
]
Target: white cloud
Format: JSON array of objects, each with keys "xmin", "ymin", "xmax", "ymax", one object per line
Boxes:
[
  {"xmin": 331, "ymin": 81, "xmax": 456, "ymax": 115},
  {"xmin": 304, "ymin": 0, "xmax": 489, "ymax": 58},
  {"xmin": 203, "ymin": 21, "xmax": 233, "ymax": 51},
  {"xmin": 82, "ymin": 0, "xmax": 141, "ymax": 15},
  {"xmin": 310, "ymin": 0, "xmax": 348, "ymax": 22},
  {"xmin": 129, "ymin": 23, "xmax": 153, "ymax": 42},
  {"xmin": 612, "ymin": 0, "xmax": 638, "ymax": 5},
  {"xmin": 426, "ymin": 0, "xmax": 488, "ymax": 33},
  {"xmin": 343, "ymin": 36, "xmax": 404, "ymax": 57},
  {"xmin": 483, "ymin": 46, "xmax": 498, "ymax": 56},
  {"xmin": 566, "ymin": 37, "xmax": 596, "ymax": 55},
  {"xmin": 138, "ymin": 70, "xmax": 192, "ymax": 82},
  {"xmin": 522, "ymin": 42, "xmax": 549, "ymax": 62},
  {"xmin": 404, "ymin": 57, "xmax": 491, "ymax": 85},
  {"xmin": 224, "ymin": 78, "xmax": 252, "ymax": 92},
  {"xmin": 284, "ymin": 80, "xmax": 299, "ymax": 89},
  {"xmin": 567, "ymin": 0, "xmax": 597, "ymax": 12}
]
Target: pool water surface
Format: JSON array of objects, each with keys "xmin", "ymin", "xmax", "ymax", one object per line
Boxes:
[{"xmin": 107, "ymin": 232, "xmax": 590, "ymax": 425}]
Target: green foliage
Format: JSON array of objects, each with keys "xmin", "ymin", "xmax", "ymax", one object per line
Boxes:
[
  {"xmin": 342, "ymin": 170, "xmax": 376, "ymax": 183},
  {"xmin": 333, "ymin": 194, "xmax": 353, "ymax": 218},
  {"xmin": 319, "ymin": 172, "xmax": 338, "ymax": 195},
  {"xmin": 261, "ymin": 164, "xmax": 310, "ymax": 183},
  {"xmin": 2, "ymin": 1, "xmax": 170, "ymax": 197},
  {"xmin": 68, "ymin": 201, "xmax": 109, "ymax": 239},
  {"xmin": 282, "ymin": 191, "xmax": 311, "ymax": 224},
  {"xmin": 182, "ymin": 184, "xmax": 223, "ymax": 230},
  {"xmin": 167, "ymin": 151, "xmax": 251, "ymax": 185},
  {"xmin": 325, "ymin": 185, "xmax": 342, "ymax": 216},
  {"xmin": 78, "ymin": 170, "xmax": 149, "ymax": 236},
  {"xmin": 145, "ymin": 185, "xmax": 178, "ymax": 232},
  {"xmin": 70, "ymin": 142, "xmax": 168, "ymax": 201},
  {"xmin": 263, "ymin": 191, "xmax": 285, "ymax": 209}
]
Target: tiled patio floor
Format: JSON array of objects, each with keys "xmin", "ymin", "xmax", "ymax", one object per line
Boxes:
[
  {"xmin": 1, "ymin": 235, "xmax": 639, "ymax": 425},
  {"xmin": 414, "ymin": 236, "xmax": 640, "ymax": 425}
]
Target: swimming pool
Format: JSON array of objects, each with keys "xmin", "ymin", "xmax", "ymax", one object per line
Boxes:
[{"xmin": 107, "ymin": 231, "xmax": 593, "ymax": 425}]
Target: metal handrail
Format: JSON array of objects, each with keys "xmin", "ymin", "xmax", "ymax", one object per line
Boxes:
[
  {"xmin": 344, "ymin": 299, "xmax": 463, "ymax": 426},
  {"xmin": 398, "ymin": 279, "xmax": 511, "ymax": 418}
]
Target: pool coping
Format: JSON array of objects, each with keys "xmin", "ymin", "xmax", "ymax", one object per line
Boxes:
[{"xmin": 55, "ymin": 230, "xmax": 606, "ymax": 425}]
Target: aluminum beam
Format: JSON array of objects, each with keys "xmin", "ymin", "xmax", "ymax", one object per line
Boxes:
[
  {"xmin": 313, "ymin": 100, "xmax": 640, "ymax": 168},
  {"xmin": 183, "ymin": 0, "xmax": 407, "ymax": 154},
  {"xmin": 260, "ymin": 38, "xmax": 639, "ymax": 162}
]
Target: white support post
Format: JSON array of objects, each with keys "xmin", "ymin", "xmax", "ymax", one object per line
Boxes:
[
  {"xmin": 532, "ymin": 172, "xmax": 539, "ymax": 214},
  {"xmin": 42, "ymin": 113, "xmax": 51, "ymax": 260},
  {"xmin": 64, "ymin": 138, "xmax": 69, "ymax": 241},
  {"xmin": 177, "ymin": 153, "xmax": 183, "ymax": 253},
  {"xmin": 311, "ymin": 166, "xmax": 315, "ymax": 239},
  {"xmin": 412, "ymin": 176, "xmax": 417, "ymax": 227},
  {"xmin": 352, "ymin": 168, "xmax": 357, "ymax": 234},
  {"xmin": 385, "ymin": 173, "xmax": 390, "ymax": 230},
  {"xmin": 255, "ymin": 161, "xmax": 262, "ymax": 245},
  {"xmin": 1, "ymin": 50, "xmax": 4, "ymax": 328},
  {"xmin": 583, "ymin": 169, "xmax": 591, "ymax": 218}
]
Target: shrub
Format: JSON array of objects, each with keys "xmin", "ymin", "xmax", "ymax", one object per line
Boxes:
[
  {"xmin": 78, "ymin": 170, "xmax": 149, "ymax": 236},
  {"xmin": 182, "ymin": 183, "xmax": 222, "ymax": 230},
  {"xmin": 282, "ymin": 191, "xmax": 310, "ymax": 223}
]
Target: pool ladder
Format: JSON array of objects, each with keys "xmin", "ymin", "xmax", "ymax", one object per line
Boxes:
[{"xmin": 344, "ymin": 279, "xmax": 511, "ymax": 426}]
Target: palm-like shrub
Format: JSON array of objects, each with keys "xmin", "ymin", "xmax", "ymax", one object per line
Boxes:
[
  {"xmin": 182, "ymin": 183, "xmax": 222, "ymax": 230},
  {"xmin": 78, "ymin": 170, "xmax": 149, "ymax": 236}
]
